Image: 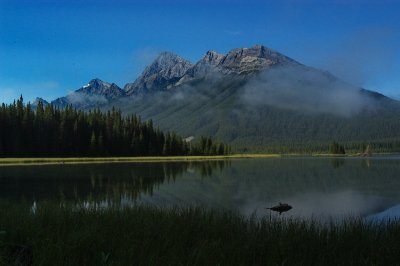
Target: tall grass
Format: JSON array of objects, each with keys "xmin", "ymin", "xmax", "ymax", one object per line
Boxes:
[{"xmin": 0, "ymin": 202, "xmax": 399, "ymax": 265}]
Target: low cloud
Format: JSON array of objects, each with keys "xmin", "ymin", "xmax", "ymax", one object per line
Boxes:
[
  {"xmin": 65, "ymin": 92, "xmax": 108, "ymax": 107},
  {"xmin": 242, "ymin": 66, "xmax": 374, "ymax": 117}
]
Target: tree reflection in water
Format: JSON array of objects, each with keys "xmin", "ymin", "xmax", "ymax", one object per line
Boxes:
[{"xmin": 0, "ymin": 160, "xmax": 230, "ymax": 203}]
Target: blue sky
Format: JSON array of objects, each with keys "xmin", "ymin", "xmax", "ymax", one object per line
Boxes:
[{"xmin": 1, "ymin": 0, "xmax": 399, "ymax": 103}]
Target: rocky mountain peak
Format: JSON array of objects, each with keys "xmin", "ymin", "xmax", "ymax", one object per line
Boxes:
[
  {"xmin": 87, "ymin": 78, "xmax": 111, "ymax": 88},
  {"xmin": 51, "ymin": 79, "xmax": 124, "ymax": 109},
  {"xmin": 203, "ymin": 50, "xmax": 225, "ymax": 65},
  {"xmin": 34, "ymin": 97, "xmax": 48, "ymax": 103},
  {"xmin": 178, "ymin": 45, "xmax": 299, "ymax": 83},
  {"xmin": 218, "ymin": 44, "xmax": 298, "ymax": 74},
  {"xmin": 31, "ymin": 97, "xmax": 49, "ymax": 108},
  {"xmin": 124, "ymin": 44, "xmax": 302, "ymax": 94},
  {"xmin": 77, "ymin": 78, "xmax": 123, "ymax": 98},
  {"xmin": 177, "ymin": 50, "xmax": 225, "ymax": 84},
  {"xmin": 124, "ymin": 52, "xmax": 193, "ymax": 95},
  {"xmin": 142, "ymin": 52, "xmax": 192, "ymax": 80}
]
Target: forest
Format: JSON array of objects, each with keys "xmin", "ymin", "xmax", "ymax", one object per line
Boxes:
[{"xmin": 0, "ymin": 97, "xmax": 229, "ymax": 157}]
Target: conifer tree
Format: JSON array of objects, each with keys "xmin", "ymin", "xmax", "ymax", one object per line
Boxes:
[
  {"xmin": 90, "ymin": 131, "xmax": 97, "ymax": 155},
  {"xmin": 0, "ymin": 99, "xmax": 230, "ymax": 157}
]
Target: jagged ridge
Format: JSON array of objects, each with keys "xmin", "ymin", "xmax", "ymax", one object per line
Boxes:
[
  {"xmin": 34, "ymin": 44, "xmax": 400, "ymax": 152},
  {"xmin": 51, "ymin": 78, "xmax": 124, "ymax": 108},
  {"xmin": 124, "ymin": 52, "xmax": 193, "ymax": 95}
]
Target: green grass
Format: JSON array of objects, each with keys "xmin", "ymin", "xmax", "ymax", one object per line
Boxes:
[
  {"xmin": 0, "ymin": 202, "xmax": 400, "ymax": 265},
  {"xmin": 2, "ymin": 152, "xmax": 398, "ymax": 166},
  {"xmin": 0, "ymin": 154, "xmax": 280, "ymax": 166}
]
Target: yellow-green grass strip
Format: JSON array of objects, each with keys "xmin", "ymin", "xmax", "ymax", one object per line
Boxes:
[{"xmin": 0, "ymin": 154, "xmax": 281, "ymax": 166}]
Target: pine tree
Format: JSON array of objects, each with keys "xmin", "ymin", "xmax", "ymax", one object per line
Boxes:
[
  {"xmin": 90, "ymin": 131, "xmax": 97, "ymax": 155},
  {"xmin": 98, "ymin": 132, "xmax": 104, "ymax": 156},
  {"xmin": 218, "ymin": 143, "xmax": 225, "ymax": 155},
  {"xmin": 0, "ymin": 98, "xmax": 230, "ymax": 157},
  {"xmin": 0, "ymin": 140, "xmax": 3, "ymax": 157},
  {"xmin": 330, "ymin": 141, "xmax": 345, "ymax": 154}
]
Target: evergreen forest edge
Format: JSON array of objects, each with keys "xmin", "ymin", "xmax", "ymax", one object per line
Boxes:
[
  {"xmin": 1, "ymin": 96, "xmax": 400, "ymax": 156},
  {"xmin": 0, "ymin": 97, "xmax": 230, "ymax": 157}
]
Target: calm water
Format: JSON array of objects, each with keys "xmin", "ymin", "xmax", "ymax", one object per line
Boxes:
[{"xmin": 1, "ymin": 157, "xmax": 400, "ymax": 220}]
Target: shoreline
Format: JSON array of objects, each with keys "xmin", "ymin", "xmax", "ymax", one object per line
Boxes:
[
  {"xmin": 0, "ymin": 153, "xmax": 398, "ymax": 166},
  {"xmin": 0, "ymin": 154, "xmax": 281, "ymax": 166}
]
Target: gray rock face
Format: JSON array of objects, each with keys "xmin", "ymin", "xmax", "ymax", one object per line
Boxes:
[
  {"xmin": 52, "ymin": 78, "xmax": 124, "ymax": 108},
  {"xmin": 177, "ymin": 51, "xmax": 225, "ymax": 84},
  {"xmin": 41, "ymin": 44, "xmax": 304, "ymax": 109},
  {"xmin": 177, "ymin": 45, "xmax": 299, "ymax": 84},
  {"xmin": 124, "ymin": 52, "xmax": 193, "ymax": 95},
  {"xmin": 76, "ymin": 79, "xmax": 125, "ymax": 100},
  {"xmin": 219, "ymin": 44, "xmax": 298, "ymax": 74},
  {"xmin": 124, "ymin": 45, "xmax": 299, "ymax": 93}
]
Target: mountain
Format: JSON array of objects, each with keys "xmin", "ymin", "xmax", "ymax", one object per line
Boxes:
[
  {"xmin": 178, "ymin": 45, "xmax": 298, "ymax": 84},
  {"xmin": 176, "ymin": 50, "xmax": 225, "ymax": 84},
  {"xmin": 31, "ymin": 97, "xmax": 49, "ymax": 108},
  {"xmin": 124, "ymin": 52, "xmax": 193, "ymax": 95},
  {"xmin": 51, "ymin": 78, "xmax": 124, "ymax": 108},
  {"xmin": 39, "ymin": 45, "xmax": 400, "ymax": 152},
  {"xmin": 218, "ymin": 44, "xmax": 298, "ymax": 74}
]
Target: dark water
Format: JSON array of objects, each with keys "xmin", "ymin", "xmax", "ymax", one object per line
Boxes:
[{"xmin": 1, "ymin": 157, "xmax": 400, "ymax": 220}]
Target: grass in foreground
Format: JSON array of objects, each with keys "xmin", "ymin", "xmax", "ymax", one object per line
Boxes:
[
  {"xmin": 0, "ymin": 202, "xmax": 400, "ymax": 265},
  {"xmin": 0, "ymin": 154, "xmax": 280, "ymax": 166}
]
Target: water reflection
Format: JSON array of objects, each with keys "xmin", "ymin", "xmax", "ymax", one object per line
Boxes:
[
  {"xmin": 136, "ymin": 157, "xmax": 400, "ymax": 220},
  {"xmin": 1, "ymin": 157, "xmax": 400, "ymax": 220},
  {"xmin": 0, "ymin": 160, "xmax": 229, "ymax": 201},
  {"xmin": 330, "ymin": 158, "xmax": 345, "ymax": 169},
  {"xmin": 261, "ymin": 190, "xmax": 388, "ymax": 220},
  {"xmin": 366, "ymin": 204, "xmax": 400, "ymax": 221}
]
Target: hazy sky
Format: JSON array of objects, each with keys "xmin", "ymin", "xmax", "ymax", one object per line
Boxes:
[{"xmin": 1, "ymin": 0, "xmax": 399, "ymax": 103}]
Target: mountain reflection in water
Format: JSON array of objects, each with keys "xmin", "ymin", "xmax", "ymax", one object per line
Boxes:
[{"xmin": 1, "ymin": 157, "xmax": 400, "ymax": 220}]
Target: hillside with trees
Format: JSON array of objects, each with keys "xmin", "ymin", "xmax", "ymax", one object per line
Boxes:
[
  {"xmin": 39, "ymin": 45, "xmax": 400, "ymax": 154},
  {"xmin": 0, "ymin": 97, "xmax": 229, "ymax": 157}
]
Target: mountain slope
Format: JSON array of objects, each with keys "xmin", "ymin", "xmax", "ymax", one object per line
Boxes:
[
  {"xmin": 40, "ymin": 45, "xmax": 400, "ymax": 152},
  {"xmin": 111, "ymin": 71, "xmax": 400, "ymax": 152},
  {"xmin": 112, "ymin": 45, "xmax": 400, "ymax": 152}
]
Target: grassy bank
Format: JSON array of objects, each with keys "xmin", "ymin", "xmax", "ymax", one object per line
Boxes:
[
  {"xmin": 1, "ymin": 153, "xmax": 398, "ymax": 166},
  {"xmin": 0, "ymin": 154, "xmax": 280, "ymax": 166},
  {"xmin": 0, "ymin": 203, "xmax": 399, "ymax": 265}
]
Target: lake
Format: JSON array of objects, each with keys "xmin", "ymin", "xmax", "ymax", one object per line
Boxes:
[{"xmin": 1, "ymin": 156, "xmax": 400, "ymax": 221}]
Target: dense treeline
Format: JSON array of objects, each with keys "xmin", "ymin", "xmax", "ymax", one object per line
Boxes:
[
  {"xmin": 0, "ymin": 97, "xmax": 229, "ymax": 157},
  {"xmin": 114, "ymin": 77, "xmax": 400, "ymax": 154},
  {"xmin": 329, "ymin": 141, "xmax": 346, "ymax": 154},
  {"xmin": 233, "ymin": 138, "xmax": 400, "ymax": 154}
]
